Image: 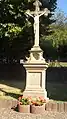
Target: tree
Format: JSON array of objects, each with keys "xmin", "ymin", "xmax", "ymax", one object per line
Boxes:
[
  {"xmin": 40, "ymin": 0, "xmax": 57, "ymax": 37},
  {"xmin": 44, "ymin": 10, "xmax": 67, "ymax": 59},
  {"xmin": 0, "ymin": 0, "xmax": 57, "ymax": 63}
]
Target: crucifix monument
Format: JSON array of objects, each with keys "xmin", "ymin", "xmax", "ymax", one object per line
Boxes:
[{"xmin": 20, "ymin": 0, "xmax": 50, "ymax": 98}]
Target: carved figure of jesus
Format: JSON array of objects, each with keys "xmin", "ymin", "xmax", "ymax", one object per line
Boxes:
[
  {"xmin": 34, "ymin": 15, "xmax": 39, "ymax": 46},
  {"xmin": 26, "ymin": 0, "xmax": 50, "ymax": 47}
]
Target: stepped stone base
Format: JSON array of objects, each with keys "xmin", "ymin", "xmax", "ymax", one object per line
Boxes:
[
  {"xmin": 23, "ymin": 88, "xmax": 47, "ymax": 98},
  {"xmin": 20, "ymin": 46, "xmax": 48, "ymax": 98}
]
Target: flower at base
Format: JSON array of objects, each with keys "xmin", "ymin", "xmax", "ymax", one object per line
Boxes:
[
  {"xmin": 18, "ymin": 95, "xmax": 47, "ymax": 106},
  {"xmin": 31, "ymin": 97, "xmax": 47, "ymax": 106},
  {"xmin": 18, "ymin": 95, "xmax": 31, "ymax": 105}
]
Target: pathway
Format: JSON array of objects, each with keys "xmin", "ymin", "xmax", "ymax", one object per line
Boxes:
[{"xmin": 0, "ymin": 108, "xmax": 67, "ymax": 119}]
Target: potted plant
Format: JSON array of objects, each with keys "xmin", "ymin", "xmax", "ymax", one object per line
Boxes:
[
  {"xmin": 30, "ymin": 97, "xmax": 47, "ymax": 114},
  {"xmin": 18, "ymin": 95, "xmax": 31, "ymax": 113}
]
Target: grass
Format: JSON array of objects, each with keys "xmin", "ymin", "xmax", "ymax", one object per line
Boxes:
[
  {"xmin": 0, "ymin": 87, "xmax": 22, "ymax": 100},
  {"xmin": 60, "ymin": 62, "xmax": 67, "ymax": 67},
  {"xmin": 47, "ymin": 82, "xmax": 67, "ymax": 101},
  {"xmin": 0, "ymin": 81, "xmax": 25, "ymax": 100},
  {"xmin": 0, "ymin": 62, "xmax": 67, "ymax": 102},
  {"xmin": 0, "ymin": 79, "xmax": 67, "ymax": 102},
  {"xmin": 49, "ymin": 61, "xmax": 67, "ymax": 67}
]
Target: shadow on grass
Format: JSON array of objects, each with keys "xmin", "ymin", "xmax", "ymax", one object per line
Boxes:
[
  {"xmin": 0, "ymin": 65, "xmax": 67, "ymax": 102},
  {"xmin": 46, "ymin": 82, "xmax": 67, "ymax": 101},
  {"xmin": 0, "ymin": 64, "xmax": 26, "ymax": 90},
  {"xmin": 46, "ymin": 67, "xmax": 67, "ymax": 101},
  {"xmin": 0, "ymin": 88, "xmax": 22, "ymax": 99}
]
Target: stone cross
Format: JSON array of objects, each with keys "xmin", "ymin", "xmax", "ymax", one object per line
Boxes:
[
  {"xmin": 26, "ymin": 0, "xmax": 50, "ymax": 46},
  {"xmin": 20, "ymin": 0, "xmax": 50, "ymax": 98}
]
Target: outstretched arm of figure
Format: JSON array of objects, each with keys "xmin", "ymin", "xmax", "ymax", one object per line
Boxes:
[
  {"xmin": 39, "ymin": 8, "xmax": 50, "ymax": 17},
  {"xmin": 25, "ymin": 10, "xmax": 34, "ymax": 18}
]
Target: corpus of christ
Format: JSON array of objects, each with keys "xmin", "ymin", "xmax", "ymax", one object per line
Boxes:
[{"xmin": 20, "ymin": 0, "xmax": 50, "ymax": 98}]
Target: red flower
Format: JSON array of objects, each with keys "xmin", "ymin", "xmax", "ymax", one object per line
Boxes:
[
  {"xmin": 44, "ymin": 99, "xmax": 46, "ymax": 102},
  {"xmin": 18, "ymin": 97, "xmax": 21, "ymax": 101},
  {"xmin": 39, "ymin": 97, "xmax": 44, "ymax": 101},
  {"xmin": 31, "ymin": 101, "xmax": 36, "ymax": 105}
]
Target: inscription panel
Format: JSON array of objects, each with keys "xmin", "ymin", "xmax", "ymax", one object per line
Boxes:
[{"xmin": 28, "ymin": 72, "xmax": 42, "ymax": 87}]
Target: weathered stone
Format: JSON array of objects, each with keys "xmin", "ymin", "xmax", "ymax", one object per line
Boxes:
[
  {"xmin": 57, "ymin": 102, "xmax": 64, "ymax": 112},
  {"xmin": 64, "ymin": 102, "xmax": 67, "ymax": 112},
  {"xmin": 20, "ymin": 0, "xmax": 50, "ymax": 98}
]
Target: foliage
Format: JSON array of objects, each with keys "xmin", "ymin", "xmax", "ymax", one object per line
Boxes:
[
  {"xmin": 40, "ymin": 0, "xmax": 57, "ymax": 37},
  {"xmin": 47, "ymin": 10, "xmax": 67, "ymax": 47},
  {"xmin": 18, "ymin": 95, "xmax": 47, "ymax": 106},
  {"xmin": 31, "ymin": 97, "xmax": 47, "ymax": 106},
  {"xmin": 0, "ymin": 0, "xmax": 57, "ymax": 39},
  {"xmin": 45, "ymin": 24, "xmax": 67, "ymax": 48},
  {"xmin": 53, "ymin": 9, "xmax": 67, "ymax": 26},
  {"xmin": 41, "ymin": 10, "xmax": 67, "ymax": 59},
  {"xmin": 0, "ymin": 0, "xmax": 57, "ymax": 63},
  {"xmin": 18, "ymin": 95, "xmax": 31, "ymax": 105},
  {"xmin": 48, "ymin": 60, "xmax": 62, "ymax": 67}
]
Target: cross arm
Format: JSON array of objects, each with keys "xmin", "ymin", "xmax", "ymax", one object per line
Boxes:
[
  {"xmin": 25, "ymin": 10, "xmax": 34, "ymax": 18},
  {"xmin": 39, "ymin": 8, "xmax": 50, "ymax": 17}
]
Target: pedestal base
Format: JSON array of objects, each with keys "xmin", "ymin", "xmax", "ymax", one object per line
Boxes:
[
  {"xmin": 23, "ymin": 63, "xmax": 48, "ymax": 98},
  {"xmin": 20, "ymin": 46, "xmax": 48, "ymax": 98},
  {"xmin": 23, "ymin": 89, "xmax": 47, "ymax": 98}
]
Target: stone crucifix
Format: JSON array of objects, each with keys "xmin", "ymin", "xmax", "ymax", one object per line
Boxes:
[{"xmin": 26, "ymin": 0, "xmax": 50, "ymax": 47}]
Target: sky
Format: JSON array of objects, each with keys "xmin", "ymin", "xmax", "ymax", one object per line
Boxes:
[{"xmin": 57, "ymin": 0, "xmax": 67, "ymax": 14}]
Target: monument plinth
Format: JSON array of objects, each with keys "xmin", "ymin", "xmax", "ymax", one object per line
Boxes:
[{"xmin": 20, "ymin": 0, "xmax": 50, "ymax": 98}]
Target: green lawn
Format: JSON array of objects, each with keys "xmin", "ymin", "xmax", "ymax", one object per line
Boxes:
[
  {"xmin": 0, "ymin": 79, "xmax": 67, "ymax": 102},
  {"xmin": 60, "ymin": 62, "xmax": 67, "ymax": 67},
  {"xmin": 47, "ymin": 82, "xmax": 67, "ymax": 101},
  {"xmin": 49, "ymin": 61, "xmax": 67, "ymax": 67},
  {"xmin": 0, "ymin": 62, "xmax": 67, "ymax": 101},
  {"xmin": 0, "ymin": 80, "xmax": 25, "ymax": 100}
]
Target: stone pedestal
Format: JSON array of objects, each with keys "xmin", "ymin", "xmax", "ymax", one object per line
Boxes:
[{"xmin": 20, "ymin": 46, "xmax": 48, "ymax": 98}]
